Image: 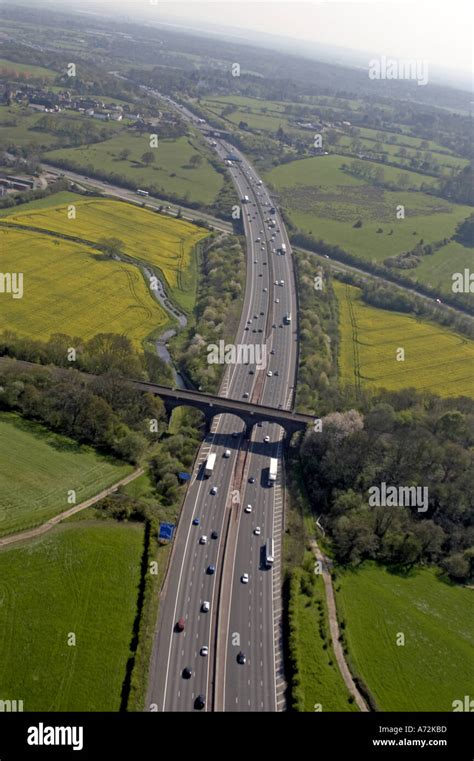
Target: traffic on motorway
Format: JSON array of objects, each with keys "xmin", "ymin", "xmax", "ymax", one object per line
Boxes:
[{"xmin": 145, "ymin": 93, "xmax": 298, "ymax": 712}]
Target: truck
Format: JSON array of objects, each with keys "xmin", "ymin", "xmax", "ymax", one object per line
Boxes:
[
  {"xmin": 241, "ymin": 195, "xmax": 250, "ymax": 204},
  {"xmin": 280, "ymin": 243, "xmax": 287, "ymax": 254},
  {"xmin": 268, "ymin": 458, "xmax": 278, "ymax": 485},
  {"xmin": 204, "ymin": 453, "xmax": 216, "ymax": 477},
  {"xmin": 284, "ymin": 313, "xmax": 292, "ymax": 324},
  {"xmin": 136, "ymin": 188, "xmax": 149, "ymax": 197},
  {"xmin": 264, "ymin": 537, "xmax": 275, "ymax": 567}
]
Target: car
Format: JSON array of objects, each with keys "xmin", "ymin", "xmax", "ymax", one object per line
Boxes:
[
  {"xmin": 243, "ymin": 391, "xmax": 249, "ymax": 398},
  {"xmin": 182, "ymin": 667, "xmax": 193, "ymax": 679},
  {"xmin": 254, "ymin": 526, "xmax": 261, "ymax": 536},
  {"xmin": 275, "ymin": 370, "xmax": 279, "ymax": 376},
  {"xmin": 249, "ymin": 369, "xmax": 254, "ymax": 375},
  {"xmin": 192, "ymin": 517, "xmax": 200, "ymax": 526},
  {"xmin": 267, "ymin": 371, "xmax": 273, "ymax": 377},
  {"xmin": 252, "ymin": 328, "xmax": 257, "ymax": 333},
  {"xmin": 237, "ymin": 651, "xmax": 246, "ymax": 664},
  {"xmin": 270, "ymin": 349, "xmax": 275, "ymax": 355},
  {"xmin": 259, "ymin": 273, "xmax": 263, "ymax": 277},
  {"xmin": 260, "ymin": 311, "xmax": 264, "ymax": 316},
  {"xmin": 241, "ymin": 573, "xmax": 249, "ymax": 584},
  {"xmin": 254, "ymin": 259, "xmax": 258, "ymax": 264},
  {"xmin": 280, "ymin": 280, "xmax": 285, "ymax": 285},
  {"xmin": 274, "ymin": 280, "xmax": 279, "ymax": 285},
  {"xmin": 258, "ymin": 328, "xmax": 263, "ymax": 333},
  {"xmin": 200, "ymin": 645, "xmax": 209, "ymax": 656},
  {"xmin": 210, "ymin": 486, "xmax": 218, "ymax": 495},
  {"xmin": 263, "ymin": 261, "xmax": 268, "ymax": 265},
  {"xmin": 264, "ymin": 435, "xmax": 270, "ymax": 443},
  {"xmin": 245, "ymin": 504, "xmax": 252, "ymax": 513},
  {"xmin": 195, "ymin": 694, "xmax": 206, "ymax": 710},
  {"xmin": 275, "ymin": 298, "xmax": 280, "ymax": 303},
  {"xmin": 201, "ymin": 601, "xmax": 210, "ymax": 612},
  {"xmin": 207, "ymin": 565, "xmax": 216, "ymax": 575},
  {"xmin": 200, "ymin": 535, "xmax": 208, "ymax": 545},
  {"xmin": 176, "ymin": 618, "xmax": 185, "ymax": 631},
  {"xmin": 247, "ymin": 318, "xmax": 252, "ymax": 324},
  {"xmin": 263, "ymin": 287, "xmax": 268, "ymax": 292},
  {"xmin": 211, "ymin": 530, "xmax": 218, "ymax": 539},
  {"xmin": 272, "ymin": 323, "xmax": 277, "ymax": 328},
  {"xmin": 256, "ymin": 237, "xmax": 261, "ymax": 242},
  {"xmin": 249, "ymin": 476, "xmax": 256, "ymax": 484},
  {"xmin": 224, "ymin": 449, "xmax": 231, "ymax": 458}
]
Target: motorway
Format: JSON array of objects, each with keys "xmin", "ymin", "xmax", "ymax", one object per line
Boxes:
[{"xmin": 145, "ymin": 94, "xmax": 298, "ymax": 712}]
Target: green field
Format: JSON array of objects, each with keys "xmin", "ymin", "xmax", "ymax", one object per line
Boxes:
[
  {"xmin": 266, "ymin": 155, "xmax": 471, "ymax": 292},
  {"xmin": 44, "ymin": 132, "xmax": 223, "ymax": 204},
  {"xmin": 0, "ymin": 413, "xmax": 132, "ymax": 535},
  {"xmin": 412, "ymin": 240, "xmax": 474, "ymax": 293},
  {"xmin": 336, "ymin": 564, "xmax": 474, "ymax": 711},
  {"xmin": 289, "ymin": 567, "xmax": 358, "ymax": 712},
  {"xmin": 0, "ymin": 58, "xmax": 57, "ymax": 79},
  {"xmin": 0, "ymin": 520, "xmax": 143, "ymax": 710},
  {"xmin": 2, "ymin": 196, "xmax": 207, "ymax": 312},
  {"xmin": 335, "ymin": 281, "xmax": 474, "ymax": 397}
]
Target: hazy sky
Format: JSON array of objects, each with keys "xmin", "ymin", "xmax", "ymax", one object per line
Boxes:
[{"xmin": 49, "ymin": 0, "xmax": 474, "ymax": 77}]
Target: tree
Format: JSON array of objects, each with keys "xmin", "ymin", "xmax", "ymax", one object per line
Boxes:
[
  {"xmin": 119, "ymin": 148, "xmax": 131, "ymax": 160},
  {"xmin": 97, "ymin": 237, "xmax": 124, "ymax": 258},
  {"xmin": 114, "ymin": 430, "xmax": 147, "ymax": 463},
  {"xmin": 141, "ymin": 151, "xmax": 155, "ymax": 166},
  {"xmin": 189, "ymin": 154, "xmax": 203, "ymax": 168}
]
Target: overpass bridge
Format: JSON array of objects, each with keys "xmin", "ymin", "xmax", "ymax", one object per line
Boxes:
[
  {"xmin": 133, "ymin": 379, "xmax": 314, "ymax": 438},
  {"xmin": 0, "ymin": 357, "xmax": 313, "ymax": 438}
]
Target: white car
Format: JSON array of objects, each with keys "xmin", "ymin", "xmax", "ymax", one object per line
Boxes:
[
  {"xmin": 200, "ymin": 646, "xmax": 209, "ymax": 656},
  {"xmin": 274, "ymin": 280, "xmax": 279, "ymax": 285},
  {"xmin": 243, "ymin": 391, "xmax": 249, "ymax": 398},
  {"xmin": 275, "ymin": 298, "xmax": 280, "ymax": 303},
  {"xmin": 280, "ymin": 280, "xmax": 285, "ymax": 285},
  {"xmin": 201, "ymin": 601, "xmax": 210, "ymax": 612},
  {"xmin": 244, "ymin": 504, "xmax": 252, "ymax": 513},
  {"xmin": 241, "ymin": 573, "xmax": 249, "ymax": 584},
  {"xmin": 224, "ymin": 449, "xmax": 231, "ymax": 458},
  {"xmin": 210, "ymin": 486, "xmax": 218, "ymax": 495},
  {"xmin": 200, "ymin": 535, "xmax": 208, "ymax": 544},
  {"xmin": 263, "ymin": 287, "xmax": 268, "ymax": 292},
  {"xmin": 267, "ymin": 371, "xmax": 273, "ymax": 377},
  {"xmin": 256, "ymin": 237, "xmax": 261, "ymax": 242},
  {"xmin": 254, "ymin": 526, "xmax": 261, "ymax": 536},
  {"xmin": 264, "ymin": 435, "xmax": 270, "ymax": 443}
]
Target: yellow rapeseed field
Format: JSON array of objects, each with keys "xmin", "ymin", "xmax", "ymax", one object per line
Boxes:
[
  {"xmin": 335, "ymin": 281, "xmax": 474, "ymax": 397},
  {"xmin": 3, "ymin": 198, "xmax": 207, "ymax": 302},
  {"xmin": 1, "ymin": 227, "xmax": 168, "ymax": 347}
]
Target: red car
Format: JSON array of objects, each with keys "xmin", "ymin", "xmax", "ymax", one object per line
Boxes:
[{"xmin": 176, "ymin": 618, "xmax": 185, "ymax": 632}]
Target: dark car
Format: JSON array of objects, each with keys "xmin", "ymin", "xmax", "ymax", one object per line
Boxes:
[
  {"xmin": 249, "ymin": 476, "xmax": 256, "ymax": 484},
  {"xmin": 195, "ymin": 694, "xmax": 206, "ymax": 710},
  {"xmin": 211, "ymin": 530, "xmax": 218, "ymax": 539},
  {"xmin": 176, "ymin": 618, "xmax": 185, "ymax": 632},
  {"xmin": 182, "ymin": 667, "xmax": 192, "ymax": 679},
  {"xmin": 207, "ymin": 564, "xmax": 216, "ymax": 575},
  {"xmin": 237, "ymin": 651, "xmax": 246, "ymax": 665},
  {"xmin": 192, "ymin": 517, "xmax": 200, "ymax": 526},
  {"xmin": 249, "ymin": 369, "xmax": 254, "ymax": 375}
]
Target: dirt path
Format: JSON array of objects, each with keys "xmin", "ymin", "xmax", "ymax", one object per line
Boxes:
[
  {"xmin": 309, "ymin": 539, "xmax": 369, "ymax": 712},
  {"xmin": 0, "ymin": 468, "xmax": 144, "ymax": 550}
]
